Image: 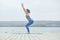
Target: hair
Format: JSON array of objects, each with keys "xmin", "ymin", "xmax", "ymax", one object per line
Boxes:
[{"xmin": 26, "ymin": 9, "xmax": 30, "ymax": 13}]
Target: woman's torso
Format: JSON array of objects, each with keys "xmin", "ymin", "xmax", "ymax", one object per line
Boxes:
[{"xmin": 26, "ymin": 15, "xmax": 32, "ymax": 21}]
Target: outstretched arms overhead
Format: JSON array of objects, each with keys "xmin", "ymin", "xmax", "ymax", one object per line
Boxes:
[{"xmin": 21, "ymin": 3, "xmax": 28, "ymax": 14}]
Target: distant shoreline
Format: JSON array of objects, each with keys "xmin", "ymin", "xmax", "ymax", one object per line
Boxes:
[{"xmin": 0, "ymin": 21, "xmax": 60, "ymax": 27}]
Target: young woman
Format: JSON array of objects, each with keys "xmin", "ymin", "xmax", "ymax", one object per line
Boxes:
[{"xmin": 21, "ymin": 3, "xmax": 34, "ymax": 33}]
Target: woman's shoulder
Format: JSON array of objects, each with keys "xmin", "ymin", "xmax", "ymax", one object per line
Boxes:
[{"xmin": 26, "ymin": 14, "xmax": 30, "ymax": 16}]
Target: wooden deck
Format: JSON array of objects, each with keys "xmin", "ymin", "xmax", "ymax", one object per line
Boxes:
[{"xmin": 0, "ymin": 32, "xmax": 60, "ymax": 40}]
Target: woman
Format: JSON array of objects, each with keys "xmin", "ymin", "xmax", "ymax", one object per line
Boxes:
[{"xmin": 21, "ymin": 3, "xmax": 34, "ymax": 33}]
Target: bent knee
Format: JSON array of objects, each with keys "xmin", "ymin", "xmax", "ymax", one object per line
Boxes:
[{"xmin": 31, "ymin": 20, "xmax": 34, "ymax": 24}]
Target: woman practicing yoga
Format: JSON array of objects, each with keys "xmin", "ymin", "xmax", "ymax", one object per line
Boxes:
[{"xmin": 21, "ymin": 3, "xmax": 34, "ymax": 33}]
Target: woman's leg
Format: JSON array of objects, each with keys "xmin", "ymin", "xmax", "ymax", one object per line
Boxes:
[{"xmin": 26, "ymin": 20, "xmax": 34, "ymax": 33}]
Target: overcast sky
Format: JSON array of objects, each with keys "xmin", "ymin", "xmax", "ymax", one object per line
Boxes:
[{"xmin": 0, "ymin": 0, "xmax": 60, "ymax": 21}]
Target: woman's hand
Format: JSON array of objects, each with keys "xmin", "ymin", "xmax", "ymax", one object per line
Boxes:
[
  {"xmin": 21, "ymin": 3, "xmax": 24, "ymax": 7},
  {"xmin": 21, "ymin": 3, "xmax": 28, "ymax": 14}
]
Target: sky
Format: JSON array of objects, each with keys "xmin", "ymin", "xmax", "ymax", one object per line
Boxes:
[{"xmin": 0, "ymin": 0, "xmax": 60, "ymax": 21}]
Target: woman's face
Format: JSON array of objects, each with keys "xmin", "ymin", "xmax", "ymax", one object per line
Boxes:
[
  {"xmin": 26, "ymin": 9, "xmax": 30, "ymax": 13},
  {"xmin": 26, "ymin": 9, "xmax": 28, "ymax": 13}
]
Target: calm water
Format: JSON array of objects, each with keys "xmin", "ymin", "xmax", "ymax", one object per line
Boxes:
[{"xmin": 0, "ymin": 21, "xmax": 60, "ymax": 27}]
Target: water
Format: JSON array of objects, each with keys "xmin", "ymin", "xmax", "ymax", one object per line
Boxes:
[{"xmin": 0, "ymin": 21, "xmax": 60, "ymax": 27}]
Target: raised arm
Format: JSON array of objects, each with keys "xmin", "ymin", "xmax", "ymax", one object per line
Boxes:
[{"xmin": 21, "ymin": 3, "xmax": 28, "ymax": 14}]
